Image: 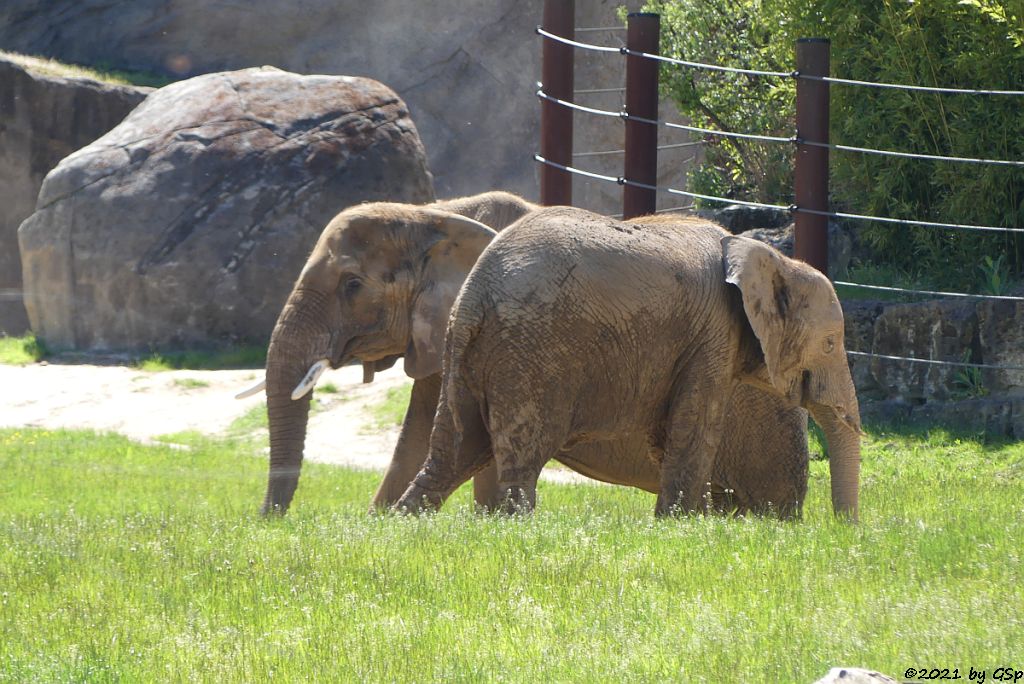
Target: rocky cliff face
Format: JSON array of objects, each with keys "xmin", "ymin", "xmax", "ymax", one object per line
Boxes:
[
  {"xmin": 18, "ymin": 67, "xmax": 433, "ymax": 351},
  {"xmin": 0, "ymin": 0, "xmax": 695, "ymax": 214},
  {"xmin": 0, "ymin": 55, "xmax": 150, "ymax": 334},
  {"xmin": 843, "ymin": 298, "xmax": 1024, "ymax": 437}
]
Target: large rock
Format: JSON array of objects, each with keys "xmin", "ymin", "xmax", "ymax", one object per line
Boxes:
[
  {"xmin": 842, "ymin": 293, "xmax": 1024, "ymax": 427},
  {"xmin": 0, "ymin": 55, "xmax": 149, "ymax": 335},
  {"xmin": 841, "ymin": 300, "xmax": 884, "ymax": 398},
  {"xmin": 813, "ymin": 668, "xmax": 897, "ymax": 684},
  {"xmin": 0, "ymin": 0, "xmax": 694, "ymax": 213},
  {"xmin": 728, "ymin": 219, "xmax": 853, "ymax": 278},
  {"xmin": 975, "ymin": 299, "xmax": 1024, "ymax": 393},
  {"xmin": 870, "ymin": 300, "xmax": 977, "ymax": 402},
  {"xmin": 18, "ymin": 66, "xmax": 433, "ymax": 351}
]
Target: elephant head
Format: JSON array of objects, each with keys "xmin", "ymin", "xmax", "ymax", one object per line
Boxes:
[
  {"xmin": 252, "ymin": 203, "xmax": 496, "ymax": 514},
  {"xmin": 722, "ymin": 235, "xmax": 861, "ymax": 519}
]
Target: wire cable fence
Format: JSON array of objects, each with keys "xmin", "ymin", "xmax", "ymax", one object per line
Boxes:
[{"xmin": 541, "ymin": 22, "xmax": 1024, "ymax": 376}]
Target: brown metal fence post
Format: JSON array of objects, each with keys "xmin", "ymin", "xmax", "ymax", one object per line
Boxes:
[
  {"xmin": 622, "ymin": 12, "xmax": 660, "ymax": 219},
  {"xmin": 540, "ymin": 0, "xmax": 575, "ymax": 206},
  {"xmin": 794, "ymin": 38, "xmax": 831, "ymax": 275}
]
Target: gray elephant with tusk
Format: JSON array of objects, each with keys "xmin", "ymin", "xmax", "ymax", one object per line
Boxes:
[
  {"xmin": 244, "ymin": 192, "xmax": 538, "ymax": 514},
  {"xmin": 395, "ymin": 207, "xmax": 861, "ymax": 520},
  {"xmin": 245, "ymin": 192, "xmax": 815, "ymax": 517}
]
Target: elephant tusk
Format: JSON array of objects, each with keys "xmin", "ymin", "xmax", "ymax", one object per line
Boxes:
[
  {"xmin": 234, "ymin": 379, "xmax": 266, "ymax": 399},
  {"xmin": 291, "ymin": 359, "xmax": 330, "ymax": 400}
]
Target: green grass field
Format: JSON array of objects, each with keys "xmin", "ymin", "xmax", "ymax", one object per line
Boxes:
[{"xmin": 1, "ymin": 425, "xmax": 1021, "ymax": 682}]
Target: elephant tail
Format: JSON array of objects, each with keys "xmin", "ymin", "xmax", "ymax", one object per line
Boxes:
[{"xmin": 441, "ymin": 285, "xmax": 485, "ymax": 433}]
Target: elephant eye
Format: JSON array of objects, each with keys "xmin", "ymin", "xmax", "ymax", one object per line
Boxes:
[
  {"xmin": 823, "ymin": 336, "xmax": 835, "ymax": 354},
  {"xmin": 342, "ymin": 278, "xmax": 362, "ymax": 298}
]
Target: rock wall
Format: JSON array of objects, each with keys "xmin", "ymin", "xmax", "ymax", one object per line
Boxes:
[
  {"xmin": 0, "ymin": 0, "xmax": 696, "ymax": 215},
  {"xmin": 0, "ymin": 56, "xmax": 150, "ymax": 334},
  {"xmin": 844, "ymin": 298, "xmax": 1024, "ymax": 437}
]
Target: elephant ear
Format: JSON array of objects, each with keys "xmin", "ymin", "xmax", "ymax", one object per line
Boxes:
[
  {"xmin": 403, "ymin": 212, "xmax": 497, "ymax": 379},
  {"xmin": 722, "ymin": 235, "xmax": 806, "ymax": 404}
]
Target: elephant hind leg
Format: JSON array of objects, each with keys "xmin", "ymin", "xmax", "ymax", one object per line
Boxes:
[
  {"xmin": 487, "ymin": 401, "xmax": 572, "ymax": 515},
  {"xmin": 395, "ymin": 378, "xmax": 491, "ymax": 514}
]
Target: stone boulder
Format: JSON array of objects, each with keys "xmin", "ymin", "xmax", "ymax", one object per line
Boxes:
[
  {"xmin": 0, "ymin": 54, "xmax": 150, "ymax": 335},
  {"xmin": 813, "ymin": 668, "xmax": 897, "ymax": 684},
  {"xmin": 18, "ymin": 66, "xmax": 433, "ymax": 351},
  {"xmin": 723, "ymin": 217, "xmax": 853, "ymax": 278}
]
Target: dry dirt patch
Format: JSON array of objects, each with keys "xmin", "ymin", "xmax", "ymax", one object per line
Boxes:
[
  {"xmin": 0, "ymin": 360, "xmax": 408, "ymax": 470},
  {"xmin": 0, "ymin": 360, "xmax": 587, "ymax": 483}
]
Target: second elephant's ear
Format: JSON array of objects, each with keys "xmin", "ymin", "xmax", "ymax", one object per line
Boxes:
[
  {"xmin": 403, "ymin": 212, "xmax": 497, "ymax": 379},
  {"xmin": 722, "ymin": 235, "xmax": 805, "ymax": 403}
]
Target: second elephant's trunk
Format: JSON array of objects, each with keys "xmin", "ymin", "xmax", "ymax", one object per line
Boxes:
[
  {"xmin": 262, "ymin": 392, "xmax": 312, "ymax": 514},
  {"xmin": 262, "ymin": 289, "xmax": 333, "ymax": 514}
]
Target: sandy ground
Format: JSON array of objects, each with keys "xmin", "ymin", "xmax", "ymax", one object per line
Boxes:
[
  {"xmin": 0, "ymin": 359, "xmax": 585, "ymax": 484},
  {"xmin": 1, "ymin": 360, "xmax": 408, "ymax": 466}
]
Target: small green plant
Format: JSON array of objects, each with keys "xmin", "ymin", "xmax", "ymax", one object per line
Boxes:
[
  {"xmin": 317, "ymin": 382, "xmax": 341, "ymax": 394},
  {"xmin": 0, "ymin": 50, "xmax": 174, "ymax": 87},
  {"xmin": 0, "ymin": 333, "xmax": 48, "ymax": 365},
  {"xmin": 365, "ymin": 383, "xmax": 413, "ymax": 431},
  {"xmin": 171, "ymin": 378, "xmax": 210, "ymax": 390},
  {"xmin": 134, "ymin": 347, "xmax": 266, "ymax": 372},
  {"xmin": 226, "ymin": 404, "xmax": 268, "ymax": 437},
  {"xmin": 952, "ymin": 350, "xmax": 989, "ymax": 399},
  {"xmin": 978, "ymin": 254, "xmax": 1010, "ymax": 295},
  {"xmin": 152, "ymin": 430, "xmax": 208, "ymax": 447}
]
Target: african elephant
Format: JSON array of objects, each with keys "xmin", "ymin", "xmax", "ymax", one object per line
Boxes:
[
  {"xmin": 241, "ymin": 191, "xmax": 536, "ymax": 514},
  {"xmin": 395, "ymin": 207, "xmax": 860, "ymax": 519},
  {"xmin": 243, "ymin": 192, "xmax": 811, "ymax": 517}
]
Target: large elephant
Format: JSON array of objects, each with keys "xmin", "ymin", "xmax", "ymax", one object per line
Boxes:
[
  {"xmin": 395, "ymin": 207, "xmax": 860, "ymax": 519},
  {"xmin": 246, "ymin": 192, "xmax": 811, "ymax": 517}
]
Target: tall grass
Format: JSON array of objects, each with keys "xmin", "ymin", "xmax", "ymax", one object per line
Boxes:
[{"xmin": 1, "ymin": 426, "xmax": 1021, "ymax": 681}]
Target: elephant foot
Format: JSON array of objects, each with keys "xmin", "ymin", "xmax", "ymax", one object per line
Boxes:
[
  {"xmin": 498, "ymin": 485, "xmax": 536, "ymax": 516},
  {"xmin": 393, "ymin": 483, "xmax": 445, "ymax": 515}
]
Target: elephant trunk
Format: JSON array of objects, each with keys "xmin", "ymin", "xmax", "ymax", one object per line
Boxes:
[
  {"xmin": 263, "ymin": 393, "xmax": 313, "ymax": 514},
  {"xmin": 806, "ymin": 365, "xmax": 862, "ymax": 521},
  {"xmin": 262, "ymin": 288, "xmax": 333, "ymax": 514}
]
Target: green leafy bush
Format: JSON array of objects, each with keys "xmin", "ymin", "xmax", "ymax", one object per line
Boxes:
[{"xmin": 640, "ymin": 0, "xmax": 1024, "ymax": 290}]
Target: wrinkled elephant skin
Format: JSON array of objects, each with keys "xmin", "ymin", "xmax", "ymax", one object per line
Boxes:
[{"xmin": 397, "ymin": 208, "xmax": 860, "ymax": 520}]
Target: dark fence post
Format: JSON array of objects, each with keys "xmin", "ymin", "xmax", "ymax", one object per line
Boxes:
[
  {"xmin": 794, "ymin": 38, "xmax": 831, "ymax": 275},
  {"xmin": 622, "ymin": 12, "xmax": 660, "ymax": 219},
  {"xmin": 540, "ymin": 0, "xmax": 575, "ymax": 206}
]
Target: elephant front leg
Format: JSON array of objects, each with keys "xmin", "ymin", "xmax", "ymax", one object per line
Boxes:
[
  {"xmin": 370, "ymin": 374, "xmax": 442, "ymax": 511},
  {"xmin": 656, "ymin": 359, "xmax": 733, "ymax": 516}
]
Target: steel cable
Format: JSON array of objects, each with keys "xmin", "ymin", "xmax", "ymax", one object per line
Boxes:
[
  {"xmin": 835, "ymin": 282, "xmax": 1024, "ymax": 302},
  {"xmin": 846, "ymin": 350, "xmax": 1024, "ymax": 372},
  {"xmin": 797, "ymin": 73, "xmax": 1024, "ymax": 97},
  {"xmin": 536, "ymin": 27, "xmax": 622, "ymax": 53},
  {"xmin": 620, "ymin": 47, "xmax": 792, "ymax": 79},
  {"xmin": 537, "ymin": 88, "xmax": 794, "ymax": 144},
  {"xmin": 801, "ymin": 139, "xmax": 1024, "ymax": 167}
]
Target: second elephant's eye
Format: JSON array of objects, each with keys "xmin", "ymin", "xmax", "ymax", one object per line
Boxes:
[
  {"xmin": 823, "ymin": 336, "xmax": 835, "ymax": 354},
  {"xmin": 342, "ymin": 278, "xmax": 362, "ymax": 297}
]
